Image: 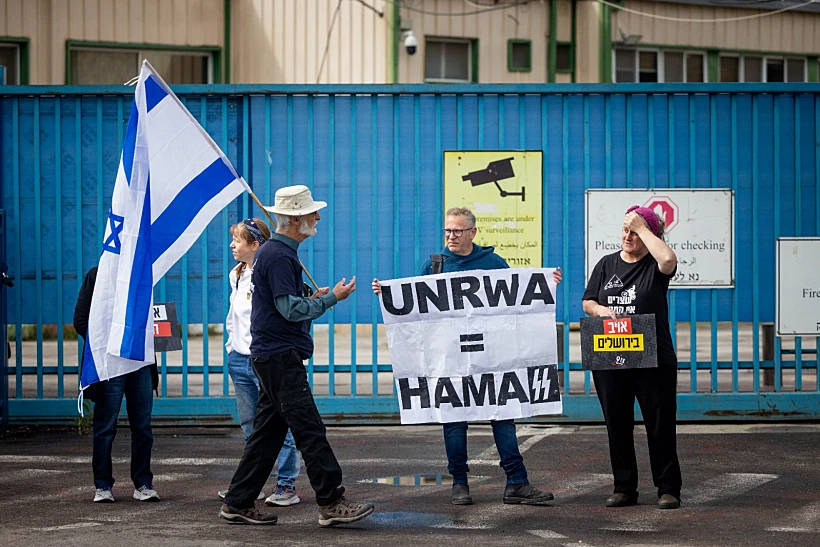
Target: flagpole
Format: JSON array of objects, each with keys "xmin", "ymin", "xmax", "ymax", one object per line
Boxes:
[
  {"xmin": 247, "ymin": 189, "xmax": 321, "ymax": 291},
  {"xmin": 137, "ymin": 61, "xmax": 322, "ymax": 293}
]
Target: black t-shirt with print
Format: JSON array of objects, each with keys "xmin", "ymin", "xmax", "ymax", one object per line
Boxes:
[{"xmin": 583, "ymin": 251, "xmax": 678, "ymax": 366}]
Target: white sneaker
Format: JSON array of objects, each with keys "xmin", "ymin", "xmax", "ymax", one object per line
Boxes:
[
  {"xmin": 217, "ymin": 489, "xmax": 266, "ymax": 501},
  {"xmin": 93, "ymin": 488, "xmax": 115, "ymax": 503},
  {"xmin": 133, "ymin": 485, "xmax": 160, "ymax": 502},
  {"xmin": 265, "ymin": 485, "xmax": 300, "ymax": 506}
]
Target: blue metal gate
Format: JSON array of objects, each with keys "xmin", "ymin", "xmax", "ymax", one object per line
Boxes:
[{"xmin": 1, "ymin": 83, "xmax": 818, "ymax": 424}]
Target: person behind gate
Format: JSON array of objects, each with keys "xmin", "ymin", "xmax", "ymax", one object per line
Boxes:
[
  {"xmin": 372, "ymin": 206, "xmax": 562, "ymax": 506},
  {"xmin": 219, "ymin": 185, "xmax": 375, "ymax": 527},
  {"xmin": 74, "ymin": 266, "xmax": 160, "ymax": 504},
  {"xmin": 218, "ymin": 217, "xmax": 302, "ymax": 507},
  {"xmin": 582, "ymin": 205, "xmax": 683, "ymax": 510}
]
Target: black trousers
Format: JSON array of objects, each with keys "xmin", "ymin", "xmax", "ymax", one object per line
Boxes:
[
  {"xmin": 224, "ymin": 349, "xmax": 343, "ymax": 509},
  {"xmin": 592, "ymin": 366, "xmax": 682, "ymax": 499}
]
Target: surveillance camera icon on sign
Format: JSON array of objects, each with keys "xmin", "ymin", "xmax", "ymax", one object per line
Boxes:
[{"xmin": 461, "ymin": 157, "xmax": 525, "ymax": 201}]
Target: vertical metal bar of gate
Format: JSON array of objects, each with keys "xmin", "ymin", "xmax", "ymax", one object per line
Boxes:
[
  {"xmin": 583, "ymin": 95, "xmax": 591, "ymax": 395},
  {"xmin": 55, "ymin": 98, "xmax": 64, "ymax": 399},
  {"xmin": 773, "ymin": 96, "xmax": 782, "ymax": 392},
  {"xmin": 307, "ymin": 94, "xmax": 315, "ymax": 386},
  {"xmin": 816, "ymin": 94, "xmax": 820, "ymax": 389},
  {"xmin": 328, "ymin": 95, "xmax": 336, "ymax": 397},
  {"xmin": 350, "ymin": 96, "xmax": 358, "ymax": 397},
  {"xmin": 794, "ymin": 97, "xmax": 804, "ymax": 390},
  {"xmin": 752, "ymin": 95, "xmax": 760, "ymax": 393},
  {"xmin": 710, "ymin": 93, "xmax": 719, "ymax": 394},
  {"xmin": 370, "ymin": 95, "xmax": 379, "ymax": 397},
  {"xmin": 689, "ymin": 95, "xmax": 697, "ymax": 394},
  {"xmin": 0, "ymin": 210, "xmax": 6, "ymax": 432},
  {"xmin": 220, "ymin": 96, "xmax": 230, "ymax": 398},
  {"xmin": 200, "ymin": 97, "xmax": 210, "ymax": 398},
  {"xmin": 12, "ymin": 98, "xmax": 20, "ymax": 401},
  {"xmin": 561, "ymin": 95, "xmax": 571, "ymax": 391},
  {"xmin": 74, "ymin": 98, "xmax": 83, "ymax": 382},
  {"xmin": 732, "ymin": 95, "xmax": 740, "ymax": 392},
  {"xmin": 33, "ymin": 98, "xmax": 43, "ymax": 399}
]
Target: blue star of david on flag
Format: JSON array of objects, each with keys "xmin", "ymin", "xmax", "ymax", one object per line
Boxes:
[{"xmin": 103, "ymin": 211, "xmax": 124, "ymax": 254}]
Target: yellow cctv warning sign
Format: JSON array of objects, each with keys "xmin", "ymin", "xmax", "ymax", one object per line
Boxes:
[{"xmin": 443, "ymin": 151, "xmax": 543, "ymax": 268}]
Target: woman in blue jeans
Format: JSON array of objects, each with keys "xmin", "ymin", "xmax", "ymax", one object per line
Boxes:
[
  {"xmin": 74, "ymin": 266, "xmax": 160, "ymax": 503},
  {"xmin": 219, "ymin": 218, "xmax": 301, "ymax": 506}
]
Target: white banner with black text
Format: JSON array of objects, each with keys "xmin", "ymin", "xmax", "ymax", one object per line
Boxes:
[{"xmin": 379, "ymin": 268, "xmax": 562, "ymax": 424}]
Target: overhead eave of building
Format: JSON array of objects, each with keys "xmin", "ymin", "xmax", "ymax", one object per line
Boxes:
[{"xmin": 642, "ymin": 0, "xmax": 820, "ymax": 15}]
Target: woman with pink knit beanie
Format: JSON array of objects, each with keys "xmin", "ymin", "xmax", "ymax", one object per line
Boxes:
[{"xmin": 581, "ymin": 205, "xmax": 683, "ymax": 510}]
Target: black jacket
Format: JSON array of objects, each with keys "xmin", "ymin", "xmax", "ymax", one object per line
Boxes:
[{"xmin": 74, "ymin": 266, "xmax": 159, "ymax": 400}]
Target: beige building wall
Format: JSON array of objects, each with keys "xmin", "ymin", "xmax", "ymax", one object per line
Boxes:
[
  {"xmin": 575, "ymin": 0, "xmax": 601, "ymax": 83},
  {"xmin": 613, "ymin": 0, "xmax": 820, "ymax": 54},
  {"xmin": 396, "ymin": 0, "xmax": 550, "ymax": 83},
  {"xmin": 231, "ymin": 0, "xmax": 388, "ymax": 84},
  {"xmin": 0, "ymin": 0, "xmax": 224, "ymax": 85}
]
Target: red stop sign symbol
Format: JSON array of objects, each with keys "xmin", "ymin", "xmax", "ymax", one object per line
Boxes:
[{"xmin": 642, "ymin": 196, "xmax": 679, "ymax": 232}]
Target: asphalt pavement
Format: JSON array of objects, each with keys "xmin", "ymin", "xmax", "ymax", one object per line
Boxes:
[{"xmin": 1, "ymin": 422, "xmax": 819, "ymax": 547}]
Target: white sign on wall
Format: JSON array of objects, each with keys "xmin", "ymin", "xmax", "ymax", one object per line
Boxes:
[
  {"xmin": 777, "ymin": 238, "xmax": 820, "ymax": 336},
  {"xmin": 585, "ymin": 189, "xmax": 734, "ymax": 289}
]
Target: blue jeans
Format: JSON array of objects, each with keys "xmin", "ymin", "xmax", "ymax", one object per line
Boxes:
[
  {"xmin": 228, "ymin": 351, "xmax": 300, "ymax": 487},
  {"xmin": 92, "ymin": 365, "xmax": 154, "ymax": 490},
  {"xmin": 443, "ymin": 419, "xmax": 528, "ymax": 486}
]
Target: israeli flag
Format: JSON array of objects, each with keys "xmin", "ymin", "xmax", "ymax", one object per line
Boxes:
[{"xmin": 81, "ymin": 61, "xmax": 248, "ymax": 403}]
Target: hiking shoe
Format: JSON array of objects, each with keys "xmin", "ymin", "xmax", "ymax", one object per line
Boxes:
[
  {"xmin": 219, "ymin": 503, "xmax": 278, "ymax": 525},
  {"xmin": 606, "ymin": 492, "xmax": 638, "ymax": 507},
  {"xmin": 218, "ymin": 489, "xmax": 266, "ymax": 501},
  {"xmin": 451, "ymin": 483, "xmax": 473, "ymax": 505},
  {"xmin": 133, "ymin": 486, "xmax": 160, "ymax": 502},
  {"xmin": 317, "ymin": 489, "xmax": 375, "ymax": 527},
  {"xmin": 503, "ymin": 482, "xmax": 554, "ymax": 505},
  {"xmin": 658, "ymin": 494, "xmax": 681, "ymax": 509},
  {"xmin": 93, "ymin": 488, "xmax": 115, "ymax": 503},
  {"xmin": 266, "ymin": 485, "xmax": 301, "ymax": 507}
]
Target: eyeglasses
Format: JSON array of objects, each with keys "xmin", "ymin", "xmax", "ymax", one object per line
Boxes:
[{"xmin": 442, "ymin": 228, "xmax": 474, "ymax": 237}]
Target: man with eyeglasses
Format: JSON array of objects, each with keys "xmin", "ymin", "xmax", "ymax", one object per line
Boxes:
[{"xmin": 372, "ymin": 206, "xmax": 562, "ymax": 506}]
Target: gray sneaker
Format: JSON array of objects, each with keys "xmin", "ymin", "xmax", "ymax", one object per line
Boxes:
[
  {"xmin": 218, "ymin": 489, "xmax": 266, "ymax": 501},
  {"xmin": 265, "ymin": 485, "xmax": 300, "ymax": 506},
  {"xmin": 133, "ymin": 485, "xmax": 160, "ymax": 502},
  {"xmin": 219, "ymin": 503, "xmax": 278, "ymax": 525},
  {"xmin": 317, "ymin": 489, "xmax": 375, "ymax": 527},
  {"xmin": 93, "ymin": 488, "xmax": 115, "ymax": 503}
]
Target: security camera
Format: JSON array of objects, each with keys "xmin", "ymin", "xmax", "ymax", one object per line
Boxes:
[{"xmin": 404, "ymin": 30, "xmax": 418, "ymax": 55}]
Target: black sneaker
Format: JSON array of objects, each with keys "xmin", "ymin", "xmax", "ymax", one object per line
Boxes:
[
  {"xmin": 219, "ymin": 503, "xmax": 278, "ymax": 525},
  {"xmin": 503, "ymin": 483, "xmax": 554, "ymax": 505},
  {"xmin": 606, "ymin": 492, "xmax": 638, "ymax": 507},
  {"xmin": 451, "ymin": 483, "xmax": 473, "ymax": 505},
  {"xmin": 318, "ymin": 489, "xmax": 375, "ymax": 527}
]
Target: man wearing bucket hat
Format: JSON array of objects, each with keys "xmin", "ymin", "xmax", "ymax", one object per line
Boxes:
[{"xmin": 220, "ymin": 185, "xmax": 374, "ymax": 527}]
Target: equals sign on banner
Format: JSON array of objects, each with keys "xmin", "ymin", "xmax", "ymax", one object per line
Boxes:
[{"xmin": 460, "ymin": 333, "xmax": 485, "ymax": 352}]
